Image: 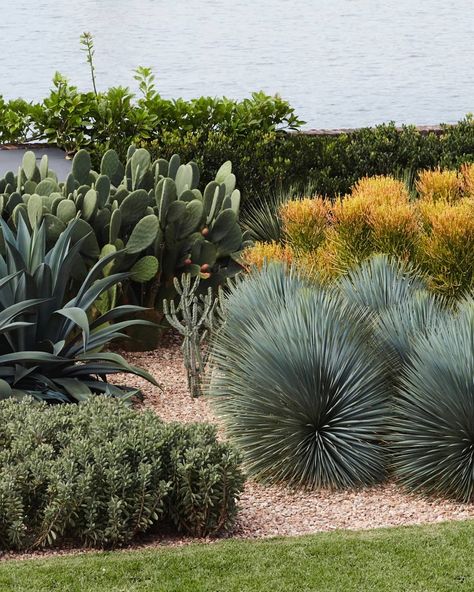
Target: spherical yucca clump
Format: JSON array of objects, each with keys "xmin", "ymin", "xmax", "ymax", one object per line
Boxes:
[
  {"xmin": 210, "ymin": 264, "xmax": 390, "ymax": 489},
  {"xmin": 374, "ymin": 291, "xmax": 447, "ymax": 366},
  {"xmin": 337, "ymin": 254, "xmax": 426, "ymax": 314},
  {"xmin": 337, "ymin": 255, "xmax": 447, "ymax": 367},
  {"xmin": 393, "ymin": 299, "xmax": 474, "ymax": 501}
]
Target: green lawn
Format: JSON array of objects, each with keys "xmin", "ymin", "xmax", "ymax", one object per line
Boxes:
[{"xmin": 1, "ymin": 521, "xmax": 474, "ymax": 591}]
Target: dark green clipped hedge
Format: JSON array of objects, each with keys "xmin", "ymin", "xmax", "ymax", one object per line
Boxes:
[
  {"xmin": 146, "ymin": 116, "xmax": 474, "ymax": 204},
  {"xmin": 0, "ymin": 398, "xmax": 244, "ymax": 551}
]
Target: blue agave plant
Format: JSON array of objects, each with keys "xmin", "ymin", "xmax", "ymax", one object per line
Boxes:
[{"xmin": 0, "ymin": 218, "xmax": 156, "ymax": 402}]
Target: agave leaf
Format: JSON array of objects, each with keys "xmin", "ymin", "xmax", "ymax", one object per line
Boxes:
[
  {"xmin": 71, "ymin": 248, "xmax": 124, "ymax": 305},
  {"xmin": 0, "ymin": 351, "xmax": 68, "ymax": 365},
  {"xmin": 89, "ymin": 305, "xmax": 146, "ymax": 330},
  {"xmin": 53, "ymin": 378, "xmax": 92, "ymax": 402},
  {"xmin": 13, "ymin": 364, "xmax": 38, "ymax": 385},
  {"xmin": 0, "ymin": 378, "xmax": 12, "ymax": 399},
  {"xmin": 65, "ymin": 319, "xmax": 157, "ymax": 357},
  {"xmin": 75, "ymin": 352, "xmax": 159, "ymax": 386},
  {"xmin": 55, "ymin": 307, "xmax": 90, "ymax": 351},
  {"xmin": 69, "ymin": 272, "xmax": 130, "ymax": 313}
]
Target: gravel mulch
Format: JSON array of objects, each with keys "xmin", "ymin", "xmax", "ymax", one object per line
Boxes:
[
  {"xmin": 120, "ymin": 335, "xmax": 474, "ymax": 539},
  {"xmin": 2, "ymin": 336, "xmax": 472, "ymax": 562}
]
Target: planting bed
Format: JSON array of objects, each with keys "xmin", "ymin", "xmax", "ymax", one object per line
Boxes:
[{"xmin": 118, "ymin": 335, "xmax": 474, "ymax": 541}]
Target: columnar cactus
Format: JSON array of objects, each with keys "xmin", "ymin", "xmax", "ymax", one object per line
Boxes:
[{"xmin": 163, "ymin": 273, "xmax": 224, "ymax": 397}]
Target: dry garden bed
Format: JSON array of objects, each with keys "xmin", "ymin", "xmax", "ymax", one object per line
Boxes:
[
  {"xmin": 0, "ymin": 144, "xmax": 473, "ymax": 559},
  {"xmin": 122, "ymin": 337, "xmax": 474, "ymax": 541}
]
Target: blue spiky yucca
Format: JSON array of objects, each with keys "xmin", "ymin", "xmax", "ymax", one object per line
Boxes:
[
  {"xmin": 209, "ymin": 264, "xmax": 391, "ymax": 489},
  {"xmin": 393, "ymin": 295, "xmax": 474, "ymax": 501}
]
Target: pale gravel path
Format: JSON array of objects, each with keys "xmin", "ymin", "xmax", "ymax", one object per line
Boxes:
[{"xmin": 120, "ymin": 336, "xmax": 474, "ymax": 539}]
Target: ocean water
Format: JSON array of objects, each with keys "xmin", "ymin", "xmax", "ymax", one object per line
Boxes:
[{"xmin": 1, "ymin": 0, "xmax": 473, "ymax": 127}]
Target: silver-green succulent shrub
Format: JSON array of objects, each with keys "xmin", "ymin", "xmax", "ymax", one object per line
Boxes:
[
  {"xmin": 0, "ymin": 217, "xmax": 156, "ymax": 403},
  {"xmin": 392, "ymin": 293, "xmax": 474, "ymax": 501},
  {"xmin": 336, "ymin": 254, "xmax": 448, "ymax": 369},
  {"xmin": 0, "ymin": 397, "xmax": 244, "ymax": 550}
]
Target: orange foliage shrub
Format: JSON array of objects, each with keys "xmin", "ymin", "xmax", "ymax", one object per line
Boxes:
[
  {"xmin": 280, "ymin": 197, "xmax": 330, "ymax": 253},
  {"xmin": 416, "ymin": 168, "xmax": 462, "ymax": 203}
]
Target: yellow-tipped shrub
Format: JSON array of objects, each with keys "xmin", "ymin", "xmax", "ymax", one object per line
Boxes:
[
  {"xmin": 242, "ymin": 241, "xmax": 294, "ymax": 270},
  {"xmin": 416, "ymin": 168, "xmax": 462, "ymax": 203},
  {"xmin": 242, "ymin": 241, "xmax": 322, "ymax": 281},
  {"xmin": 460, "ymin": 162, "xmax": 474, "ymax": 197},
  {"xmin": 245, "ymin": 169, "xmax": 474, "ymax": 298},
  {"xmin": 280, "ymin": 197, "xmax": 330, "ymax": 253},
  {"xmin": 417, "ymin": 198, "xmax": 474, "ymax": 296},
  {"xmin": 368, "ymin": 200, "xmax": 419, "ymax": 260},
  {"xmin": 351, "ymin": 175, "xmax": 410, "ymax": 205},
  {"xmin": 330, "ymin": 176, "xmax": 417, "ymax": 270}
]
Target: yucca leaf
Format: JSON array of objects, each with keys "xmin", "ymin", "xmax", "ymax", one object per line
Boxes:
[{"xmin": 337, "ymin": 254, "xmax": 426, "ymax": 313}]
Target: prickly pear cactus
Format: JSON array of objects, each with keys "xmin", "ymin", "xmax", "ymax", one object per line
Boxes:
[{"xmin": 0, "ymin": 147, "xmax": 251, "ymax": 320}]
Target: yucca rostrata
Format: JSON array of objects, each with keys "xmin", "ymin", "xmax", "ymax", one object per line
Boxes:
[
  {"xmin": 393, "ymin": 293, "xmax": 474, "ymax": 501},
  {"xmin": 209, "ymin": 263, "xmax": 390, "ymax": 489}
]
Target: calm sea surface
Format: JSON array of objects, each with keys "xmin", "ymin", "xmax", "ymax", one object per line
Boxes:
[{"xmin": 1, "ymin": 0, "xmax": 473, "ymax": 127}]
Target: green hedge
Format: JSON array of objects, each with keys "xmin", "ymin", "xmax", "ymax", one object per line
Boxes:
[
  {"xmin": 0, "ymin": 398, "xmax": 244, "ymax": 551},
  {"xmin": 1, "ymin": 68, "xmax": 473, "ymax": 205},
  {"xmin": 147, "ymin": 117, "xmax": 474, "ymax": 203},
  {"xmin": 0, "ymin": 71, "xmax": 302, "ymax": 155}
]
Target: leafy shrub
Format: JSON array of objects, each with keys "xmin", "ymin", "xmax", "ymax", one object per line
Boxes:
[
  {"xmin": 392, "ymin": 296, "xmax": 474, "ymax": 501},
  {"xmin": 0, "ymin": 219, "xmax": 155, "ymax": 402},
  {"xmin": 209, "ymin": 264, "xmax": 390, "ymax": 489},
  {"xmin": 165, "ymin": 422, "xmax": 243, "ymax": 536},
  {"xmin": 438, "ymin": 114, "xmax": 474, "ymax": 169},
  {"xmin": 0, "ymin": 97, "xmax": 36, "ymax": 144},
  {"xmin": 0, "ymin": 398, "xmax": 244, "ymax": 550},
  {"xmin": 1, "ymin": 49, "xmax": 474, "ymax": 205},
  {"xmin": 142, "ymin": 120, "xmax": 473, "ymax": 204},
  {"xmin": 0, "ymin": 60, "xmax": 301, "ymax": 158}
]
